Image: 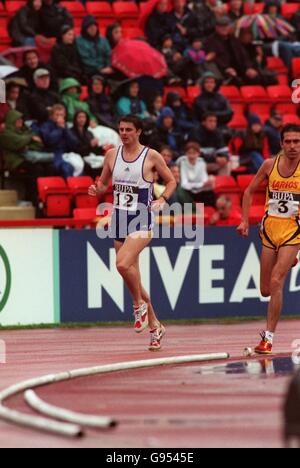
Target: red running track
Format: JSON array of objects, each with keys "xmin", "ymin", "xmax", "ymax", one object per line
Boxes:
[{"xmin": 0, "ymin": 321, "xmax": 299, "ymax": 448}]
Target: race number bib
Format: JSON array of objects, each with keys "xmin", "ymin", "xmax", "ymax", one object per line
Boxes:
[
  {"xmin": 268, "ymin": 191, "xmax": 300, "ymax": 218},
  {"xmin": 113, "ymin": 183, "xmax": 139, "ymax": 212}
]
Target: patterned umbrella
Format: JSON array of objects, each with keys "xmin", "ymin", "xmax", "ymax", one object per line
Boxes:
[{"xmin": 235, "ymin": 14, "xmax": 295, "ymax": 40}]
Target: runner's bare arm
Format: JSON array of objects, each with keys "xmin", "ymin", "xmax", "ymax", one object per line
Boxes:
[
  {"xmin": 151, "ymin": 151, "xmax": 176, "ymax": 209},
  {"xmin": 237, "ymin": 159, "xmax": 272, "ymax": 237},
  {"xmin": 88, "ymin": 149, "xmax": 115, "ymax": 197}
]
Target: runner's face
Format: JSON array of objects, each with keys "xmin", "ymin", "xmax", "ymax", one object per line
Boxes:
[
  {"xmin": 282, "ymin": 132, "xmax": 300, "ymax": 160},
  {"xmin": 119, "ymin": 122, "xmax": 141, "ymax": 145}
]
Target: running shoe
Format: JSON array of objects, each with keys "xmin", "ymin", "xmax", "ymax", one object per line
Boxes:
[
  {"xmin": 254, "ymin": 332, "xmax": 273, "ymax": 355},
  {"xmin": 133, "ymin": 302, "xmax": 148, "ymax": 333},
  {"xmin": 149, "ymin": 324, "xmax": 166, "ymax": 351}
]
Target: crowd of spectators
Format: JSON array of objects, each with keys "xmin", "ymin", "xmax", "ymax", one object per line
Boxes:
[{"xmin": 0, "ymin": 0, "xmax": 300, "ymax": 220}]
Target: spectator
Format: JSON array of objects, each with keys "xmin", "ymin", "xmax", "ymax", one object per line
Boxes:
[
  {"xmin": 59, "ymin": 77, "xmax": 96, "ymax": 124},
  {"xmin": 228, "ymin": 0, "xmax": 244, "ymax": 22},
  {"xmin": 160, "ymin": 34, "xmax": 186, "ymax": 85},
  {"xmin": 86, "ymin": 76, "xmax": 117, "ymax": 129},
  {"xmin": 51, "ymin": 25, "xmax": 85, "ymax": 83},
  {"xmin": 35, "ymin": 104, "xmax": 83, "ymax": 178},
  {"xmin": 161, "ymin": 145, "xmax": 175, "ymax": 165},
  {"xmin": 240, "ymin": 113, "xmax": 268, "ymax": 174},
  {"xmin": 169, "ymin": 0, "xmax": 199, "ymax": 52},
  {"xmin": 28, "ymin": 68, "xmax": 61, "ymax": 122},
  {"xmin": 148, "ymin": 93, "xmax": 164, "ymax": 122},
  {"xmin": 209, "ymin": 196, "xmax": 241, "ymax": 226},
  {"xmin": 151, "ymin": 107, "xmax": 184, "ymax": 153},
  {"xmin": 106, "ymin": 23, "xmax": 123, "ymax": 49},
  {"xmin": 205, "ymin": 16, "xmax": 261, "ymax": 86},
  {"xmin": 168, "ymin": 162, "xmax": 182, "ymax": 204},
  {"xmin": 145, "ymin": 0, "xmax": 172, "ymax": 49},
  {"xmin": 8, "ymin": 0, "xmax": 42, "ymax": 47},
  {"xmin": 189, "ymin": 113, "xmax": 230, "ymax": 174},
  {"xmin": 264, "ymin": 109, "xmax": 283, "ymax": 156},
  {"xmin": 116, "ymin": 81, "xmax": 148, "ymax": 118},
  {"xmin": 166, "ymin": 92, "xmax": 194, "ymax": 133},
  {"xmin": 77, "ymin": 15, "xmax": 113, "ymax": 78},
  {"xmin": 239, "ymin": 28, "xmax": 278, "ymax": 86},
  {"xmin": 193, "ymin": 72, "xmax": 233, "ymax": 126},
  {"xmin": 183, "ymin": 37, "xmax": 217, "ymax": 83},
  {"xmin": 176, "ymin": 141, "xmax": 216, "ymax": 208},
  {"xmin": 2, "ymin": 81, "xmax": 29, "ymax": 122},
  {"xmin": 263, "ymin": 0, "xmax": 285, "ymax": 21},
  {"xmin": 19, "ymin": 50, "xmax": 56, "ymax": 92},
  {"xmin": 192, "ymin": 0, "xmax": 218, "ymax": 39},
  {"xmin": 40, "ymin": 0, "xmax": 73, "ymax": 39}
]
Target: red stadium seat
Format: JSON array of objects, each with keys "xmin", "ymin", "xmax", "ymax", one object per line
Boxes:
[
  {"xmin": 282, "ymin": 114, "xmax": 300, "ymax": 126},
  {"xmin": 113, "ymin": 2, "xmax": 139, "ymax": 27},
  {"xmin": 292, "ymin": 58, "xmax": 300, "ymax": 79},
  {"xmin": 276, "ymin": 103, "xmax": 298, "ymax": 115},
  {"xmin": 277, "ymin": 73, "xmax": 289, "ymax": 86},
  {"xmin": 186, "ymin": 86, "xmax": 201, "ymax": 106},
  {"xmin": 60, "ymin": 1, "xmax": 86, "ymax": 18},
  {"xmin": 37, "ymin": 177, "xmax": 72, "ymax": 218},
  {"xmin": 249, "ymin": 205, "xmax": 266, "ymax": 224},
  {"xmin": 240, "ymin": 86, "xmax": 269, "ymax": 102},
  {"xmin": 248, "ymin": 103, "xmax": 272, "ymax": 115},
  {"xmin": 80, "ymin": 85, "xmax": 88, "ymax": 101},
  {"xmin": 231, "ymin": 103, "xmax": 245, "ymax": 114},
  {"xmin": 122, "ymin": 27, "xmax": 145, "ymax": 39},
  {"xmin": 67, "ymin": 176, "xmax": 98, "ymax": 209},
  {"xmin": 282, "ymin": 3, "xmax": 299, "ymax": 20},
  {"xmin": 6, "ymin": 1, "xmax": 26, "ymax": 16},
  {"xmin": 267, "ymin": 57, "xmax": 288, "ymax": 73},
  {"xmin": 267, "ymin": 85, "xmax": 292, "ymax": 102},
  {"xmin": 219, "ymin": 85, "xmax": 241, "ymax": 102},
  {"xmin": 214, "ymin": 176, "xmax": 240, "ymax": 194},
  {"xmin": 228, "ymin": 113, "xmax": 248, "ymax": 129},
  {"xmin": 86, "ymin": 2, "xmax": 115, "ymax": 18},
  {"xmin": 244, "ymin": 2, "xmax": 264, "ymax": 15},
  {"xmin": 73, "ymin": 207, "xmax": 97, "ymax": 221},
  {"xmin": 237, "ymin": 175, "xmax": 267, "ymax": 205}
]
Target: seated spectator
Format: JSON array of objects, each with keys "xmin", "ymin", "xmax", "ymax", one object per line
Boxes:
[
  {"xmin": 71, "ymin": 110, "xmax": 104, "ymax": 175},
  {"xmin": 193, "ymin": 72, "xmax": 233, "ymax": 126},
  {"xmin": 161, "ymin": 145, "xmax": 175, "ymax": 165},
  {"xmin": 0, "ymin": 110, "xmax": 46, "ymax": 203},
  {"xmin": 291, "ymin": 8, "xmax": 300, "ymax": 41},
  {"xmin": 189, "ymin": 113, "xmax": 230, "ymax": 175},
  {"xmin": 40, "ymin": 0, "xmax": 73, "ymax": 39},
  {"xmin": 160, "ymin": 35, "xmax": 186, "ymax": 85},
  {"xmin": 228, "ymin": 0, "xmax": 244, "ymax": 22},
  {"xmin": 116, "ymin": 81, "xmax": 148, "ymax": 119},
  {"xmin": 106, "ymin": 23, "xmax": 123, "ymax": 50},
  {"xmin": 59, "ymin": 78, "xmax": 97, "ymax": 125},
  {"xmin": 145, "ymin": 0, "xmax": 172, "ymax": 49},
  {"xmin": 148, "ymin": 93, "xmax": 164, "ymax": 122},
  {"xmin": 209, "ymin": 196, "xmax": 241, "ymax": 226},
  {"xmin": 205, "ymin": 16, "xmax": 262, "ymax": 86},
  {"xmin": 151, "ymin": 107, "xmax": 183, "ymax": 153},
  {"xmin": 263, "ymin": 0, "xmax": 285, "ymax": 22},
  {"xmin": 2, "ymin": 81, "xmax": 29, "ymax": 122},
  {"xmin": 18, "ymin": 50, "xmax": 56, "ymax": 92},
  {"xmin": 240, "ymin": 113, "xmax": 268, "ymax": 174},
  {"xmin": 192, "ymin": 0, "xmax": 218, "ymax": 39},
  {"xmin": 51, "ymin": 25, "xmax": 85, "ymax": 83},
  {"xmin": 8, "ymin": 0, "xmax": 42, "ymax": 47},
  {"xmin": 176, "ymin": 141, "xmax": 216, "ymax": 209},
  {"xmin": 28, "ymin": 69, "xmax": 61, "ymax": 123},
  {"xmin": 34, "ymin": 104, "xmax": 83, "ymax": 178},
  {"xmin": 169, "ymin": 0, "xmax": 199, "ymax": 52},
  {"xmin": 239, "ymin": 28, "xmax": 278, "ymax": 86},
  {"xmin": 167, "ymin": 162, "xmax": 182, "ymax": 204},
  {"xmin": 183, "ymin": 37, "xmax": 216, "ymax": 84},
  {"xmin": 166, "ymin": 92, "xmax": 194, "ymax": 133},
  {"xmin": 264, "ymin": 110, "xmax": 283, "ymax": 156},
  {"xmin": 77, "ymin": 16, "xmax": 113, "ymax": 78},
  {"xmin": 86, "ymin": 76, "xmax": 117, "ymax": 129}
]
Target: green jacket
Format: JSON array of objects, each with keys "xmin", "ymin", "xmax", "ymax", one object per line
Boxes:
[
  {"xmin": 0, "ymin": 110, "xmax": 42, "ymax": 170},
  {"xmin": 76, "ymin": 35, "xmax": 111, "ymax": 75},
  {"xmin": 59, "ymin": 78, "xmax": 96, "ymax": 123}
]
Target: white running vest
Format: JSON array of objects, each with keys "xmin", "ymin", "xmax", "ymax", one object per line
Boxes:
[{"xmin": 112, "ymin": 146, "xmax": 153, "ymax": 212}]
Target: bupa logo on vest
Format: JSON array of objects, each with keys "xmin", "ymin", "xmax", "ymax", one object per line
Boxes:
[{"xmin": 0, "ymin": 245, "xmax": 11, "ymax": 313}]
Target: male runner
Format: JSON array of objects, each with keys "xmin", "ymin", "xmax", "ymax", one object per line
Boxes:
[
  {"xmin": 237, "ymin": 124, "xmax": 300, "ymax": 354},
  {"xmin": 88, "ymin": 115, "xmax": 176, "ymax": 351}
]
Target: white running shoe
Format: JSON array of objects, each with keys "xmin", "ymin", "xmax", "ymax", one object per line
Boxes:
[
  {"xmin": 149, "ymin": 324, "xmax": 166, "ymax": 351},
  {"xmin": 133, "ymin": 302, "xmax": 148, "ymax": 333}
]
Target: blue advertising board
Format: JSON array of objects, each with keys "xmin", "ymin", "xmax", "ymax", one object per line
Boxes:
[{"xmin": 58, "ymin": 227, "xmax": 300, "ymax": 323}]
